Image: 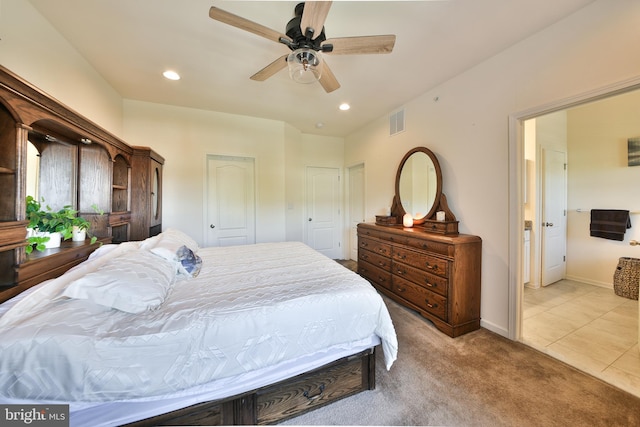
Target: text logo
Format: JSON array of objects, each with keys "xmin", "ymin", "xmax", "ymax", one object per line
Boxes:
[{"xmin": 1, "ymin": 405, "xmax": 69, "ymax": 426}]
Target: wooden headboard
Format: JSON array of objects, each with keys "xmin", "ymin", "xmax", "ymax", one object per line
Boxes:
[{"xmin": 0, "ymin": 66, "xmax": 164, "ymax": 303}]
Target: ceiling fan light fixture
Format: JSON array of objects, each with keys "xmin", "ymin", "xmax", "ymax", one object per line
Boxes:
[{"xmin": 287, "ymin": 48, "xmax": 321, "ymax": 84}]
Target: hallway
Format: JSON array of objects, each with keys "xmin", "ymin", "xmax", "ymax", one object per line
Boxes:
[{"xmin": 522, "ymin": 279, "xmax": 640, "ymax": 398}]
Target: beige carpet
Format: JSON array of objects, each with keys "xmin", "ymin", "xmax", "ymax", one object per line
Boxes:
[{"xmin": 280, "ymin": 295, "xmax": 640, "ymax": 426}]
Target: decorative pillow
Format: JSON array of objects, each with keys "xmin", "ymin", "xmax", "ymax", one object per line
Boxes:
[
  {"xmin": 176, "ymin": 245, "xmax": 203, "ymax": 278},
  {"xmin": 149, "ymin": 228, "xmax": 199, "ymax": 263},
  {"xmin": 61, "ymin": 249, "xmax": 176, "ymax": 313}
]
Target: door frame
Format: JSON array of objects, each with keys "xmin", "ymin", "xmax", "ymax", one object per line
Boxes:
[
  {"xmin": 347, "ymin": 162, "xmax": 366, "ymax": 261},
  {"xmin": 507, "ymin": 76, "xmax": 640, "ymax": 341}
]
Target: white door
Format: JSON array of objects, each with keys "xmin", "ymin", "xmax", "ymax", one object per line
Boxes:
[
  {"xmin": 348, "ymin": 164, "xmax": 365, "ymax": 261},
  {"xmin": 541, "ymin": 148, "xmax": 567, "ymax": 286},
  {"xmin": 205, "ymin": 155, "xmax": 255, "ymax": 247},
  {"xmin": 306, "ymin": 166, "xmax": 341, "ymax": 259}
]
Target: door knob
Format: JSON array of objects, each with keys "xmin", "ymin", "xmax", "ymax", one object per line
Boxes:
[
  {"xmin": 308, "ymin": 218, "xmax": 312, "ymax": 221},
  {"xmin": 210, "ymin": 224, "xmax": 215, "ymax": 229},
  {"xmin": 631, "ymin": 240, "xmax": 639, "ymax": 246},
  {"xmin": 544, "ymin": 222, "xmax": 554, "ymax": 227}
]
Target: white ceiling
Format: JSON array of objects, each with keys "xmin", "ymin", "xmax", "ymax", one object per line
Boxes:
[{"xmin": 28, "ymin": 0, "xmax": 595, "ymax": 137}]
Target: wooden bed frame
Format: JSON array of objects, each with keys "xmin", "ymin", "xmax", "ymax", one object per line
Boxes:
[
  {"xmin": 0, "ymin": 66, "xmax": 378, "ymax": 426},
  {"xmin": 126, "ymin": 348, "xmax": 376, "ymax": 426}
]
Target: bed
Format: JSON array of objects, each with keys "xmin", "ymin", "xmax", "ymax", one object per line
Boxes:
[{"xmin": 0, "ymin": 229, "xmax": 398, "ymax": 426}]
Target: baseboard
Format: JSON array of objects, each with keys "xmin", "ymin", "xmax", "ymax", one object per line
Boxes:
[
  {"xmin": 480, "ymin": 319, "xmax": 509, "ymax": 338},
  {"xmin": 564, "ymin": 275, "xmax": 612, "ymax": 289}
]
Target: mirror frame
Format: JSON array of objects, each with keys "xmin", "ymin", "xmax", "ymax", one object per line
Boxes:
[{"xmin": 393, "ymin": 147, "xmax": 443, "ymax": 224}]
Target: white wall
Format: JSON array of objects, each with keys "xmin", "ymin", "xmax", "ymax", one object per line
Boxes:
[
  {"xmin": 345, "ymin": 0, "xmax": 640, "ymax": 336},
  {"xmin": 0, "ymin": 0, "xmax": 123, "ymax": 136},
  {"xmin": 122, "ymin": 100, "xmax": 345, "ymax": 248},
  {"xmin": 285, "ymin": 129, "xmax": 344, "ymax": 244},
  {"xmin": 566, "ymin": 89, "xmax": 640, "ymax": 286},
  {"xmin": 122, "ymin": 100, "xmax": 290, "ymax": 246}
]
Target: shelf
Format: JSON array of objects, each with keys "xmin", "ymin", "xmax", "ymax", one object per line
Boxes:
[{"xmin": 0, "ymin": 167, "xmax": 15, "ymax": 174}]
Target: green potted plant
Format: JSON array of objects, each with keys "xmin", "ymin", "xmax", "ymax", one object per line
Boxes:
[
  {"xmin": 71, "ymin": 204, "xmax": 103, "ymax": 244},
  {"xmin": 25, "ymin": 196, "xmax": 100, "ymax": 253}
]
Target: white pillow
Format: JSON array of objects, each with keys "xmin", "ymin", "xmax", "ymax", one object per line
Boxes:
[
  {"xmin": 138, "ymin": 234, "xmax": 162, "ymax": 251},
  {"xmin": 149, "ymin": 228, "xmax": 199, "ymax": 262},
  {"xmin": 61, "ymin": 250, "xmax": 176, "ymax": 313}
]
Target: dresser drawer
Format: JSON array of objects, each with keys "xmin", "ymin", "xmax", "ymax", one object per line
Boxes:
[
  {"xmin": 256, "ymin": 353, "xmax": 367, "ymax": 424},
  {"xmin": 404, "ymin": 236, "xmax": 451, "ymax": 256},
  {"xmin": 392, "ymin": 246, "xmax": 449, "ymax": 278},
  {"xmin": 358, "ymin": 248, "xmax": 391, "ymax": 271},
  {"xmin": 357, "ymin": 226, "xmax": 390, "ymax": 241},
  {"xmin": 392, "ymin": 275, "xmax": 447, "ymax": 321},
  {"xmin": 358, "ymin": 236, "xmax": 391, "ymax": 257},
  {"xmin": 392, "ymin": 260, "xmax": 448, "ymax": 297},
  {"xmin": 358, "ymin": 259, "xmax": 392, "ymax": 290}
]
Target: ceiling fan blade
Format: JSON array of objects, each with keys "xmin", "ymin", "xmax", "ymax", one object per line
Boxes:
[
  {"xmin": 300, "ymin": 1, "xmax": 333, "ymax": 40},
  {"xmin": 250, "ymin": 55, "xmax": 288, "ymax": 81},
  {"xmin": 318, "ymin": 61, "xmax": 340, "ymax": 93},
  {"xmin": 324, "ymin": 35, "xmax": 396, "ymax": 55},
  {"xmin": 209, "ymin": 6, "xmax": 291, "ymax": 44}
]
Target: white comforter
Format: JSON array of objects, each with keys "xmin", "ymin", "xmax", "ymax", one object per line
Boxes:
[{"xmin": 0, "ymin": 241, "xmax": 397, "ymax": 402}]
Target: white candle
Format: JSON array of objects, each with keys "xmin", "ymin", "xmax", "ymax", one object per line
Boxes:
[
  {"xmin": 436, "ymin": 211, "xmax": 446, "ymax": 221},
  {"xmin": 403, "ymin": 213, "xmax": 414, "ymax": 227}
]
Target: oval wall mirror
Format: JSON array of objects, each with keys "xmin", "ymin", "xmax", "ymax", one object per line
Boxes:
[{"xmin": 394, "ymin": 147, "xmax": 442, "ymax": 224}]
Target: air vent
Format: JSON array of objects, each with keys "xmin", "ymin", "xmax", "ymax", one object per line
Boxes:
[{"xmin": 389, "ymin": 108, "xmax": 405, "ymax": 136}]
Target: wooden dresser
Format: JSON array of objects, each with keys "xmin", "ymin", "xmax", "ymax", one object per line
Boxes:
[{"xmin": 357, "ymin": 222, "xmax": 481, "ymax": 337}]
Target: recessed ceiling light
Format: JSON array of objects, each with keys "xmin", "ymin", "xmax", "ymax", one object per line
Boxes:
[
  {"xmin": 163, "ymin": 70, "xmax": 180, "ymax": 81},
  {"xmin": 339, "ymin": 103, "xmax": 350, "ymax": 111},
  {"xmin": 315, "ymin": 122, "xmax": 324, "ymax": 128}
]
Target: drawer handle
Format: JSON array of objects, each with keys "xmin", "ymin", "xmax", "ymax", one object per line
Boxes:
[
  {"xmin": 425, "ymin": 300, "xmax": 438, "ymax": 309},
  {"xmin": 361, "ymin": 242, "xmax": 368, "ymax": 247},
  {"xmin": 303, "ymin": 384, "xmax": 325, "ymax": 401},
  {"xmin": 395, "ymin": 286, "xmax": 406, "ymax": 293},
  {"xmin": 396, "ymin": 269, "xmax": 406, "ymax": 275},
  {"xmin": 378, "ymin": 276, "xmax": 387, "ymax": 282},
  {"xmin": 424, "ymin": 280, "xmax": 436, "ymax": 288},
  {"xmin": 424, "ymin": 262, "xmax": 438, "ymax": 271},
  {"xmin": 360, "ymin": 254, "xmax": 369, "ymax": 260}
]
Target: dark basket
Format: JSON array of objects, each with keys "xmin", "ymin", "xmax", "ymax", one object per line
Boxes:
[{"xmin": 613, "ymin": 257, "xmax": 640, "ymax": 300}]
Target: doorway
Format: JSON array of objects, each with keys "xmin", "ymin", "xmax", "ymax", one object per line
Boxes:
[
  {"xmin": 204, "ymin": 155, "xmax": 256, "ymax": 247},
  {"xmin": 348, "ymin": 163, "xmax": 365, "ymax": 261},
  {"xmin": 524, "ymin": 113, "xmax": 568, "ymax": 289},
  {"xmin": 512, "ymin": 79, "xmax": 640, "ymax": 396}
]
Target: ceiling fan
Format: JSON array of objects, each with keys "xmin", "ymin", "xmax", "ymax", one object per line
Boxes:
[{"xmin": 209, "ymin": 1, "xmax": 396, "ymax": 93}]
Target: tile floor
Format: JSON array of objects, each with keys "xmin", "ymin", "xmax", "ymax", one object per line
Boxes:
[{"xmin": 522, "ymin": 279, "xmax": 640, "ymax": 398}]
